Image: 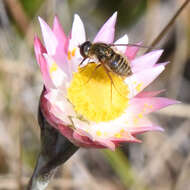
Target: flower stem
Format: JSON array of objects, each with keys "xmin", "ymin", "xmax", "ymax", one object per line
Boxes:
[
  {"xmin": 146, "ymin": 0, "xmax": 190, "ymax": 52},
  {"xmin": 27, "ymin": 90, "xmax": 79, "ymax": 190}
]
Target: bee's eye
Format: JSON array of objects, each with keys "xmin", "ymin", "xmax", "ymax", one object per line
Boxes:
[{"xmin": 79, "ymin": 41, "xmax": 91, "ymax": 58}]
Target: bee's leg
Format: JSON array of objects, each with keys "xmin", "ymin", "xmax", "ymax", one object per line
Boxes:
[
  {"xmin": 101, "ymin": 65, "xmax": 114, "ymax": 103},
  {"xmin": 102, "ymin": 64, "xmax": 125, "ymax": 100},
  {"xmin": 79, "ymin": 57, "xmax": 87, "ymax": 66},
  {"xmin": 79, "ymin": 58, "xmax": 90, "ymax": 73},
  {"xmin": 85, "ymin": 64, "xmax": 102, "ymax": 84},
  {"xmin": 79, "ymin": 59, "xmax": 95, "ymax": 73}
]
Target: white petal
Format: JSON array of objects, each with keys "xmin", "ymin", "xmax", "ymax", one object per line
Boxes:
[
  {"xmin": 38, "ymin": 17, "xmax": 58, "ymax": 55},
  {"xmin": 114, "ymin": 34, "xmax": 129, "ymax": 53},
  {"xmin": 70, "ymin": 14, "xmax": 86, "ymax": 48},
  {"xmin": 131, "ymin": 50, "xmax": 164, "ymax": 73},
  {"xmin": 43, "ymin": 54, "xmax": 69, "ymax": 89},
  {"xmin": 125, "ymin": 65, "xmax": 165, "ymax": 98},
  {"xmin": 45, "ymin": 90, "xmax": 76, "ymax": 125}
]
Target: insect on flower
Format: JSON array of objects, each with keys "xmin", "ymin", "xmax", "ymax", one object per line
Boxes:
[
  {"xmin": 79, "ymin": 41, "xmax": 132, "ymax": 77},
  {"xmin": 79, "ymin": 41, "xmax": 152, "ymax": 97}
]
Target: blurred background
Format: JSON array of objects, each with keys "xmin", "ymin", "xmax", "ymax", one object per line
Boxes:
[{"xmin": 0, "ymin": 0, "xmax": 190, "ymax": 189}]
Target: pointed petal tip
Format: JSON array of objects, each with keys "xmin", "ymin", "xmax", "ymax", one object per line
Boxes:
[
  {"xmin": 157, "ymin": 49, "xmax": 164, "ymax": 58},
  {"xmin": 109, "ymin": 11, "xmax": 118, "ymax": 24},
  {"xmin": 158, "ymin": 61, "xmax": 170, "ymax": 67},
  {"xmin": 176, "ymin": 100, "xmax": 182, "ymax": 104},
  {"xmin": 38, "ymin": 16, "xmax": 45, "ymax": 26},
  {"xmin": 165, "ymin": 98, "xmax": 181, "ymax": 106},
  {"xmin": 73, "ymin": 14, "xmax": 84, "ymax": 30},
  {"xmin": 93, "ymin": 12, "xmax": 117, "ymax": 43},
  {"xmin": 34, "ymin": 35, "xmax": 47, "ymax": 64},
  {"xmin": 34, "ymin": 34, "xmax": 39, "ymax": 43},
  {"xmin": 115, "ymin": 34, "xmax": 129, "ymax": 43},
  {"xmin": 73, "ymin": 14, "xmax": 81, "ymax": 22},
  {"xmin": 70, "ymin": 13, "xmax": 86, "ymax": 46},
  {"xmin": 73, "ymin": 14, "xmax": 84, "ymax": 28},
  {"xmin": 132, "ymin": 138, "xmax": 142, "ymax": 143},
  {"xmin": 152, "ymin": 49, "xmax": 164, "ymax": 60},
  {"xmin": 156, "ymin": 64, "xmax": 165, "ymax": 72},
  {"xmin": 34, "ymin": 35, "xmax": 42, "ymax": 45},
  {"xmin": 172, "ymin": 100, "xmax": 181, "ymax": 105},
  {"xmin": 38, "ymin": 16, "xmax": 42, "ymax": 22},
  {"xmin": 98, "ymin": 139, "xmax": 116, "ymax": 151},
  {"xmin": 34, "ymin": 35, "xmax": 41, "ymax": 51},
  {"xmin": 53, "ymin": 16, "xmax": 65, "ymax": 32},
  {"xmin": 149, "ymin": 49, "xmax": 164, "ymax": 56},
  {"xmin": 152, "ymin": 126, "xmax": 165, "ymax": 132},
  {"xmin": 112, "ymin": 11, "xmax": 118, "ymax": 18},
  {"xmin": 157, "ymin": 49, "xmax": 164, "ymax": 54},
  {"xmin": 138, "ymin": 41, "xmax": 143, "ymax": 45},
  {"xmin": 38, "ymin": 16, "xmax": 58, "ymax": 55},
  {"xmin": 54, "ymin": 15, "xmax": 59, "ymax": 21},
  {"xmin": 109, "ymin": 146, "xmax": 116, "ymax": 151},
  {"xmin": 53, "ymin": 15, "xmax": 59, "ymax": 25}
]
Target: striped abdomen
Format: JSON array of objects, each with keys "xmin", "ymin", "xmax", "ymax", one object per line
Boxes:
[{"xmin": 107, "ymin": 52, "xmax": 132, "ymax": 77}]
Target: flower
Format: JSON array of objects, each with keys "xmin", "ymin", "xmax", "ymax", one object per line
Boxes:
[{"xmin": 34, "ymin": 12, "xmax": 178, "ymax": 150}]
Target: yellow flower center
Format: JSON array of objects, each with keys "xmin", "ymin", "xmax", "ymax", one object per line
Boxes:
[{"xmin": 67, "ymin": 63, "xmax": 129, "ymax": 122}]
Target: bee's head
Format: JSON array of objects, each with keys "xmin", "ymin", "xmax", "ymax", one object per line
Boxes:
[{"xmin": 79, "ymin": 41, "xmax": 92, "ymax": 58}]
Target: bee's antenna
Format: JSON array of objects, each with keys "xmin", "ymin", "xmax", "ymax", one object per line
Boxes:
[{"xmin": 109, "ymin": 43, "xmax": 156, "ymax": 49}]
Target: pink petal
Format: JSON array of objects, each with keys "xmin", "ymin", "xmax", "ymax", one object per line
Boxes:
[
  {"xmin": 48, "ymin": 102, "xmax": 73, "ymax": 126},
  {"xmin": 59, "ymin": 128, "xmax": 109, "ymax": 149},
  {"xmin": 59, "ymin": 127, "xmax": 103, "ymax": 149},
  {"xmin": 155, "ymin": 62, "xmax": 169, "ymax": 67},
  {"xmin": 56, "ymin": 125, "xmax": 111, "ymax": 149},
  {"xmin": 43, "ymin": 54, "xmax": 69, "ymax": 88},
  {"xmin": 131, "ymin": 50, "xmax": 163, "ymax": 73},
  {"xmin": 128, "ymin": 97, "xmax": 179, "ymax": 115},
  {"xmin": 52, "ymin": 21, "xmax": 69, "ymax": 76},
  {"xmin": 125, "ymin": 42, "xmax": 142, "ymax": 61},
  {"xmin": 53, "ymin": 16, "xmax": 68, "ymax": 53},
  {"xmin": 93, "ymin": 12, "xmax": 117, "ymax": 43},
  {"xmin": 40, "ymin": 89, "xmax": 63, "ymax": 128},
  {"xmin": 110, "ymin": 126, "xmax": 163, "ymax": 143},
  {"xmin": 55, "ymin": 125, "xmax": 95, "ymax": 148},
  {"xmin": 58, "ymin": 124, "xmax": 76, "ymax": 142},
  {"xmin": 125, "ymin": 65, "xmax": 165, "ymax": 98},
  {"xmin": 38, "ymin": 17, "xmax": 58, "ymax": 55},
  {"xmin": 34, "ymin": 36, "xmax": 54, "ymax": 89},
  {"xmin": 136, "ymin": 89, "xmax": 165, "ymax": 98},
  {"xmin": 45, "ymin": 90, "xmax": 76, "ymax": 123},
  {"xmin": 128, "ymin": 126, "xmax": 164, "ymax": 135},
  {"xmin": 110, "ymin": 134, "xmax": 142, "ymax": 143},
  {"xmin": 73, "ymin": 131, "xmax": 92, "ymax": 144},
  {"xmin": 34, "ymin": 35, "xmax": 47, "ymax": 65},
  {"xmin": 53, "ymin": 53, "xmax": 69, "ymax": 77},
  {"xmin": 53, "ymin": 51, "xmax": 70, "ymax": 80},
  {"xmin": 39, "ymin": 55, "xmax": 55, "ymax": 89},
  {"xmin": 97, "ymin": 139, "xmax": 116, "ymax": 151}
]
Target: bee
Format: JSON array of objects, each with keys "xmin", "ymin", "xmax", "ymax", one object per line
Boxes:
[
  {"xmin": 79, "ymin": 41, "xmax": 132, "ymax": 78},
  {"xmin": 78, "ymin": 41, "xmax": 150, "ymax": 99}
]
